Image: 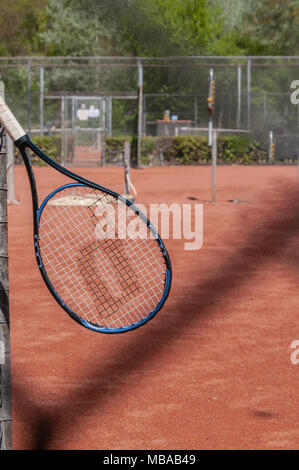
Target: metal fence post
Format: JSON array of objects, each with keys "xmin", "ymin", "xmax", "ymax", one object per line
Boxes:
[
  {"xmin": 107, "ymin": 96, "xmax": 112, "ymax": 138},
  {"xmin": 237, "ymin": 64, "xmax": 242, "ymax": 129},
  {"xmin": 247, "ymin": 59, "xmax": 251, "ymax": 130},
  {"xmin": 268, "ymin": 130, "xmax": 274, "ymax": 162},
  {"xmin": 40, "ymin": 66, "xmax": 44, "ymax": 136},
  {"xmin": 0, "ymin": 78, "xmax": 12, "ymax": 450},
  {"xmin": 60, "ymin": 96, "xmax": 66, "ymax": 166},
  {"xmin": 101, "ymin": 98, "xmax": 106, "ymax": 165},
  {"xmin": 212, "ymin": 129, "xmax": 217, "ymax": 202},
  {"xmin": 137, "ymin": 60, "xmax": 143, "ymax": 168},
  {"xmin": 27, "ymin": 59, "xmax": 31, "ymax": 135}
]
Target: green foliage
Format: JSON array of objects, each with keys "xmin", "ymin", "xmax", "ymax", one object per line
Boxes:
[
  {"xmin": 36, "ymin": 0, "xmax": 245, "ymax": 57},
  {"xmin": 31, "ymin": 135, "xmax": 61, "ymax": 165},
  {"xmin": 14, "ymin": 135, "xmax": 61, "ymax": 165},
  {"xmin": 104, "ymin": 135, "xmax": 268, "ymax": 165},
  {"xmin": 1, "ymin": 0, "xmax": 299, "ymax": 58},
  {"xmin": 105, "ymin": 136, "xmax": 156, "ymax": 165},
  {"xmin": 39, "ymin": 0, "xmax": 116, "ymax": 56},
  {"xmin": 236, "ymin": 0, "xmax": 299, "ymax": 55},
  {"xmin": 169, "ymin": 136, "xmax": 210, "ymax": 163},
  {"xmin": 13, "ymin": 134, "xmax": 278, "ymax": 166},
  {"xmin": 0, "ymin": 0, "xmax": 47, "ymax": 56},
  {"xmin": 164, "ymin": 135, "xmax": 267, "ymax": 164}
]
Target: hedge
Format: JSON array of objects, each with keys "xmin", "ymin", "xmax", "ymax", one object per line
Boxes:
[
  {"xmin": 105, "ymin": 135, "xmax": 268, "ymax": 165},
  {"xmin": 13, "ymin": 134, "xmax": 270, "ymax": 166},
  {"xmin": 14, "ymin": 135, "xmax": 61, "ymax": 166}
]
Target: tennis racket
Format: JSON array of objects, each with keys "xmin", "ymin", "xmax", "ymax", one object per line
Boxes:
[{"xmin": 0, "ymin": 96, "xmax": 172, "ymax": 333}]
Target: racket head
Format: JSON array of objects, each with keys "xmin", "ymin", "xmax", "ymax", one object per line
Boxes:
[{"xmin": 36, "ymin": 182, "xmax": 171, "ymax": 333}]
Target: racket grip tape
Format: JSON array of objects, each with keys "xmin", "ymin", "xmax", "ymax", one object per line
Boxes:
[{"xmin": 0, "ymin": 95, "xmax": 26, "ymax": 142}]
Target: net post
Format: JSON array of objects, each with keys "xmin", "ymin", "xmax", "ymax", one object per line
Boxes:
[
  {"xmin": 0, "ymin": 78, "xmax": 12, "ymax": 450},
  {"xmin": 208, "ymin": 68, "xmax": 215, "ymax": 146},
  {"xmin": 124, "ymin": 139, "xmax": 131, "ymax": 195},
  {"xmin": 212, "ymin": 129, "xmax": 217, "ymax": 202},
  {"xmin": 123, "ymin": 139, "xmax": 137, "ymax": 203}
]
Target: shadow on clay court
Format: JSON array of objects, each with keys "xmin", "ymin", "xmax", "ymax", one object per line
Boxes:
[{"xmin": 12, "ymin": 182, "xmax": 299, "ymax": 449}]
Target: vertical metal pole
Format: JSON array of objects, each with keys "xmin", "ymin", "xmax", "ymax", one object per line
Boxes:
[
  {"xmin": 124, "ymin": 140, "xmax": 130, "ymax": 195},
  {"xmin": 71, "ymin": 97, "xmax": 75, "ymax": 132},
  {"xmin": 61, "ymin": 96, "xmax": 66, "ymax": 166},
  {"xmin": 0, "ymin": 79, "xmax": 12, "ymax": 450},
  {"xmin": 69, "ymin": 97, "xmax": 75, "ymax": 164},
  {"xmin": 39, "ymin": 66, "xmax": 44, "ymax": 136},
  {"xmin": 142, "ymin": 94, "xmax": 146, "ymax": 136},
  {"xmin": 237, "ymin": 65, "xmax": 241, "ymax": 128},
  {"xmin": 64, "ymin": 97, "xmax": 68, "ymax": 164},
  {"xmin": 268, "ymin": 130, "xmax": 273, "ymax": 162},
  {"xmin": 107, "ymin": 96, "xmax": 112, "ymax": 137},
  {"xmin": 27, "ymin": 59, "xmax": 31, "ymax": 135},
  {"xmin": 208, "ymin": 68, "xmax": 214, "ymax": 146},
  {"xmin": 137, "ymin": 60, "xmax": 143, "ymax": 167},
  {"xmin": 208, "ymin": 115, "xmax": 213, "ymax": 146},
  {"xmin": 212, "ymin": 130, "xmax": 217, "ymax": 202},
  {"xmin": 101, "ymin": 98, "xmax": 106, "ymax": 165},
  {"xmin": 247, "ymin": 59, "xmax": 251, "ymax": 130}
]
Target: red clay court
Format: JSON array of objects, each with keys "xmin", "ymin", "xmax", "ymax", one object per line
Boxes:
[{"xmin": 8, "ymin": 164, "xmax": 299, "ymax": 449}]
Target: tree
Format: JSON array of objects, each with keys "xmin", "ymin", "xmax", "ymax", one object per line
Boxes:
[
  {"xmin": 38, "ymin": 0, "xmax": 243, "ymax": 57},
  {"xmin": 237, "ymin": 0, "xmax": 299, "ymax": 55},
  {"xmin": 0, "ymin": 0, "xmax": 46, "ymax": 56},
  {"xmin": 39, "ymin": 0, "xmax": 117, "ymax": 56},
  {"xmin": 211, "ymin": 0, "xmax": 249, "ymax": 32}
]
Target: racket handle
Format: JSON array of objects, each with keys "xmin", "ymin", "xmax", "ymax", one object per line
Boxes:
[{"xmin": 0, "ymin": 95, "xmax": 26, "ymax": 142}]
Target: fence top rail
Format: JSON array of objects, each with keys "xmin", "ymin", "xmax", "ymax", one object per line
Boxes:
[
  {"xmin": 1, "ymin": 55, "xmax": 299, "ymax": 60},
  {"xmin": 1, "ymin": 56, "xmax": 299, "ymax": 65},
  {"xmin": 177, "ymin": 127, "xmax": 251, "ymax": 133}
]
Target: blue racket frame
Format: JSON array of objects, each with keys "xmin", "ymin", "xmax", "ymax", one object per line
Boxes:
[{"xmin": 15, "ymin": 134, "xmax": 172, "ymax": 334}]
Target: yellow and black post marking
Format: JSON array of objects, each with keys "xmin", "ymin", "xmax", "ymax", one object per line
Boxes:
[{"xmin": 207, "ymin": 69, "xmax": 215, "ymax": 146}]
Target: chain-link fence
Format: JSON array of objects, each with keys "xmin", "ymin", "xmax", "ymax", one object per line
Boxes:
[
  {"xmin": 272, "ymin": 134, "xmax": 299, "ymax": 163},
  {"xmin": 1, "ymin": 56, "xmax": 299, "ymax": 164}
]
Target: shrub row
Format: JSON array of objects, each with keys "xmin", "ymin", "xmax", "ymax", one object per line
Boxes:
[
  {"xmin": 13, "ymin": 135, "xmax": 270, "ymax": 165},
  {"xmin": 106, "ymin": 135, "xmax": 268, "ymax": 165},
  {"xmin": 14, "ymin": 135, "xmax": 61, "ymax": 165}
]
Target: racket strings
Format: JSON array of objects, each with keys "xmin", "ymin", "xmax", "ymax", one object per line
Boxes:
[
  {"xmin": 38, "ymin": 185, "xmax": 167, "ymax": 329},
  {"xmin": 76, "ymin": 239, "xmax": 141, "ymax": 321}
]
